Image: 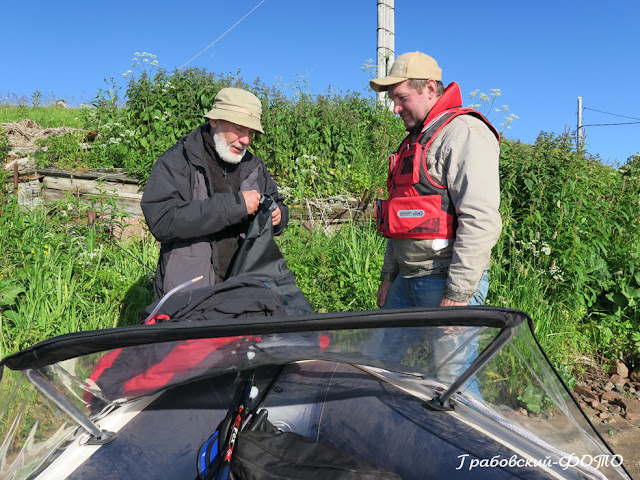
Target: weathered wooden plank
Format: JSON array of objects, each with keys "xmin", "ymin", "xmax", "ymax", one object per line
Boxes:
[
  {"xmin": 42, "ymin": 188, "xmax": 143, "ymax": 218},
  {"xmin": 32, "ymin": 168, "xmax": 144, "ymax": 217},
  {"xmin": 43, "ymin": 175, "xmax": 143, "ymax": 198},
  {"xmin": 38, "ymin": 167, "xmax": 139, "ymax": 184}
]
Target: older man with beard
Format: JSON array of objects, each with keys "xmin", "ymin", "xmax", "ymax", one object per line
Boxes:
[{"xmin": 141, "ymin": 87, "xmax": 289, "ymax": 300}]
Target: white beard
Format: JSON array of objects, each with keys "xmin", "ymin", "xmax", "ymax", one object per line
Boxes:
[{"xmin": 213, "ymin": 130, "xmax": 246, "ymax": 164}]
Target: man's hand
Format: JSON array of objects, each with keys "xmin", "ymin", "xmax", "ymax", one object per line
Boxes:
[
  {"xmin": 441, "ymin": 296, "xmax": 469, "ymax": 332},
  {"xmin": 271, "ymin": 206, "xmax": 282, "ymax": 226},
  {"xmin": 377, "ymin": 280, "xmax": 393, "ymax": 308},
  {"xmin": 242, "ymin": 190, "xmax": 261, "ymax": 215},
  {"xmin": 440, "ymin": 297, "xmax": 467, "ymax": 307}
]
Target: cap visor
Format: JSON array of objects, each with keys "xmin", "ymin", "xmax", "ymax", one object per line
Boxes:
[
  {"xmin": 205, "ymin": 110, "xmax": 264, "ymax": 134},
  {"xmin": 369, "ymin": 75, "xmax": 407, "ymax": 93}
]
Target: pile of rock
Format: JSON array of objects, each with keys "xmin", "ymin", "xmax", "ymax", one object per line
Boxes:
[{"xmin": 572, "ymin": 360, "xmax": 640, "ymax": 423}]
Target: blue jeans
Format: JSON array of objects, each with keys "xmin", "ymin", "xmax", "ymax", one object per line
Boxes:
[{"xmin": 363, "ymin": 272, "xmax": 489, "ymax": 395}]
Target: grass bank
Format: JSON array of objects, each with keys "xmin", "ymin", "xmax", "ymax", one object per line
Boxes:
[{"xmin": 1, "ymin": 70, "xmax": 639, "ymax": 377}]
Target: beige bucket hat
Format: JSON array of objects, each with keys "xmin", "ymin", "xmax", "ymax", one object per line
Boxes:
[
  {"xmin": 204, "ymin": 87, "xmax": 264, "ymax": 134},
  {"xmin": 370, "ymin": 51, "xmax": 442, "ymax": 93}
]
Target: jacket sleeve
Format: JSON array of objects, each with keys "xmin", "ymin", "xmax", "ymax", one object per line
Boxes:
[
  {"xmin": 258, "ymin": 161, "xmax": 289, "ymax": 236},
  {"xmin": 141, "ymin": 144, "xmax": 248, "ymax": 244},
  {"xmin": 380, "ymin": 240, "xmax": 399, "ymax": 282},
  {"xmin": 442, "ymin": 117, "xmax": 502, "ymax": 302}
]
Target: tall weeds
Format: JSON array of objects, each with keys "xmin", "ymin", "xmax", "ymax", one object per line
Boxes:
[
  {"xmin": 494, "ymin": 135, "xmax": 640, "ymax": 363},
  {"xmin": 276, "ymin": 220, "xmax": 383, "ymax": 313},
  {"xmin": 2, "ymin": 69, "xmax": 639, "ymax": 373},
  {"xmin": 25, "ymin": 67, "xmax": 406, "ymax": 199},
  {"xmin": 0, "ymin": 187, "xmax": 155, "ymax": 356}
]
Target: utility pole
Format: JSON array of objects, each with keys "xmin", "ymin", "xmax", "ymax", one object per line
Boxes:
[
  {"xmin": 377, "ymin": 0, "xmax": 395, "ymax": 106},
  {"xmin": 577, "ymin": 96, "xmax": 583, "ymax": 150}
]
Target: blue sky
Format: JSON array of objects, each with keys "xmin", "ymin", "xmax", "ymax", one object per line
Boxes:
[{"xmin": 3, "ymin": 0, "xmax": 639, "ymax": 164}]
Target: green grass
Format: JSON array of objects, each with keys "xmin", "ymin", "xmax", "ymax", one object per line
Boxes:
[
  {"xmin": 488, "ymin": 256, "xmax": 587, "ymax": 370},
  {"xmin": 1, "ymin": 77, "xmax": 639, "ymax": 377},
  {"xmin": 276, "ymin": 220, "xmax": 383, "ymax": 313},
  {"xmin": 0, "ymin": 105, "xmax": 89, "ymax": 129},
  {"xmin": 0, "ymin": 189, "xmax": 155, "ymax": 357}
]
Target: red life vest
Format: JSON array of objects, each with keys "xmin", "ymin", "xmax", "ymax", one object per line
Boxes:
[{"xmin": 376, "ymin": 83, "xmax": 499, "ymax": 239}]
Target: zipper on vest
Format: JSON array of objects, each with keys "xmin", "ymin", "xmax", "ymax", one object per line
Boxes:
[{"xmin": 222, "ymin": 166, "xmax": 233, "ymax": 193}]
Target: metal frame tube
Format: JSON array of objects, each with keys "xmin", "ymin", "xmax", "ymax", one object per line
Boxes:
[{"xmin": 25, "ymin": 367, "xmax": 112, "ymax": 442}]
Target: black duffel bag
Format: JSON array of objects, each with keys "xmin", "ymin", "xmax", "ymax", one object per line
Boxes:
[{"xmin": 231, "ymin": 429, "xmax": 401, "ymax": 480}]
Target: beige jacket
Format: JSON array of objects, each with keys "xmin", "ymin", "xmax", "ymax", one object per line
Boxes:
[{"xmin": 381, "ymin": 114, "xmax": 502, "ymax": 302}]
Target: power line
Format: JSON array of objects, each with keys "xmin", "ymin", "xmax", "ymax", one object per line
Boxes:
[
  {"xmin": 582, "ymin": 121, "xmax": 640, "ymax": 127},
  {"xmin": 578, "ymin": 103, "xmax": 640, "ymax": 132},
  {"xmin": 179, "ymin": 1, "xmax": 265, "ymax": 69},
  {"xmin": 576, "ymin": 98, "xmax": 640, "ymax": 151},
  {"xmin": 583, "ymin": 107, "xmax": 640, "ymax": 122}
]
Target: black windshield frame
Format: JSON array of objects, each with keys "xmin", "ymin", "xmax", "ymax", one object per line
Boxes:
[{"xmin": 1, "ymin": 306, "xmax": 528, "ymax": 372}]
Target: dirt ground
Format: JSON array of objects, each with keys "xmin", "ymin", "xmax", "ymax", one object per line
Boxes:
[
  {"xmin": 572, "ymin": 361, "xmax": 640, "ymax": 478},
  {"xmin": 592, "ymin": 420, "xmax": 640, "ymax": 478}
]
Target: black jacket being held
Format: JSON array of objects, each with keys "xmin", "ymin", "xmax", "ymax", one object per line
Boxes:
[{"xmin": 141, "ymin": 123, "xmax": 289, "ymax": 299}]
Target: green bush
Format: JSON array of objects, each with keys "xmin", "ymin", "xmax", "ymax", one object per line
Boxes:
[
  {"xmin": 4, "ymin": 66, "xmax": 640, "ymax": 373},
  {"xmin": 253, "ymin": 89, "xmax": 404, "ymax": 201},
  {"xmin": 493, "ymin": 134, "xmax": 640, "ymax": 361},
  {"xmin": 0, "ymin": 191, "xmax": 155, "ymax": 355},
  {"xmin": 122, "ymin": 67, "xmax": 227, "ymax": 178},
  {"xmin": 85, "ymin": 67, "xmax": 406, "ymax": 194}
]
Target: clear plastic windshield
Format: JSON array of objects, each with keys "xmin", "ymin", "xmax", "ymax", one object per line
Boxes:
[{"xmin": 0, "ymin": 321, "xmax": 631, "ymax": 480}]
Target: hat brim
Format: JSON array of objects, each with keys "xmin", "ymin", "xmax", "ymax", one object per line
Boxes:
[
  {"xmin": 205, "ymin": 109, "xmax": 265, "ymax": 134},
  {"xmin": 369, "ymin": 75, "xmax": 410, "ymax": 93}
]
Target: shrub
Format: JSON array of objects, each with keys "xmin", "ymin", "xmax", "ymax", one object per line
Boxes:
[
  {"xmin": 0, "ymin": 190, "xmax": 155, "ymax": 355},
  {"xmin": 493, "ymin": 133, "xmax": 640, "ymax": 360},
  {"xmin": 95, "ymin": 65, "xmax": 406, "ymax": 193}
]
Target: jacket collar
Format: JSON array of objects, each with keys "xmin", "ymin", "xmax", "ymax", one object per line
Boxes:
[
  {"xmin": 422, "ymin": 82, "xmax": 463, "ymax": 128},
  {"xmin": 183, "ymin": 123, "xmax": 210, "ymax": 169}
]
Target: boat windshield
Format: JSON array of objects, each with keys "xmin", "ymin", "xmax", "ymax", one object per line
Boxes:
[{"xmin": 0, "ymin": 309, "xmax": 631, "ymax": 480}]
